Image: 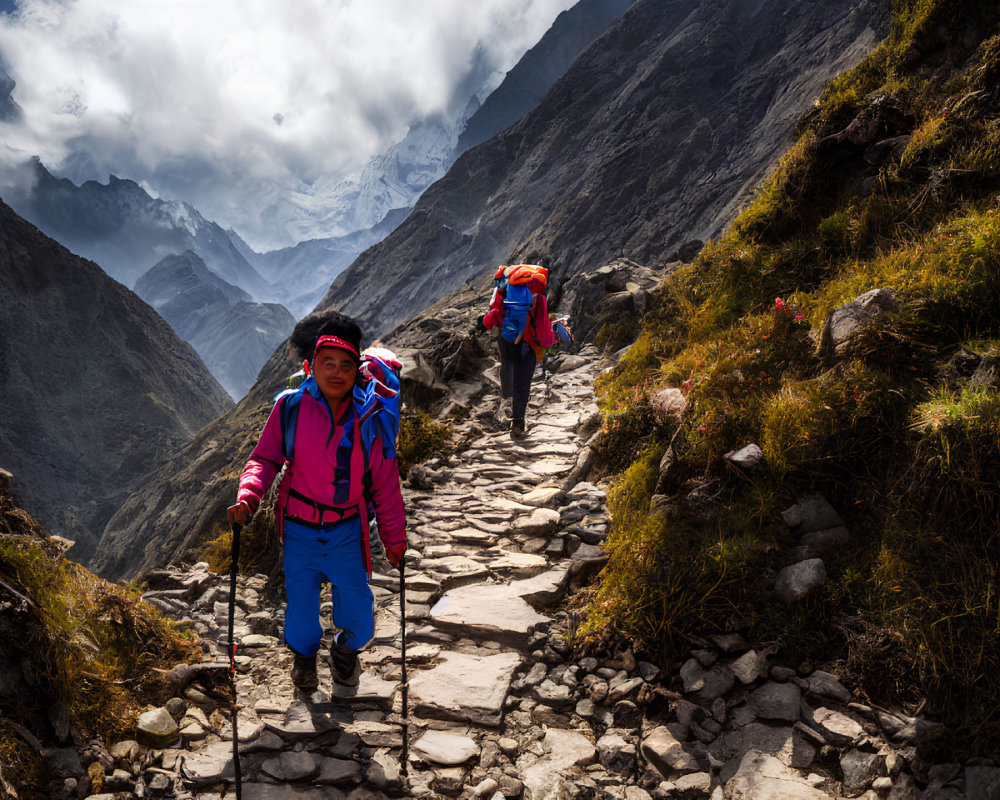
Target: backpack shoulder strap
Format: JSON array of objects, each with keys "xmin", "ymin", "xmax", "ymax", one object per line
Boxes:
[{"xmin": 277, "ymin": 386, "xmax": 305, "ymax": 462}]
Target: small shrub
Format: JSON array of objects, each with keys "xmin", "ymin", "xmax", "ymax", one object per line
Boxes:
[{"xmin": 396, "ymin": 412, "xmax": 452, "ymax": 478}]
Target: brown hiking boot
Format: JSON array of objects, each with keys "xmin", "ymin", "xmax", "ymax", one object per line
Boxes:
[
  {"xmin": 290, "ymin": 652, "xmax": 318, "ymax": 691},
  {"xmin": 328, "ymin": 637, "xmax": 361, "ymax": 687},
  {"xmin": 510, "ymin": 419, "xmax": 527, "ymax": 439}
]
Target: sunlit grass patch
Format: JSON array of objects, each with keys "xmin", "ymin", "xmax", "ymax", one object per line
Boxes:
[{"xmin": 0, "ymin": 535, "xmax": 200, "ymax": 746}]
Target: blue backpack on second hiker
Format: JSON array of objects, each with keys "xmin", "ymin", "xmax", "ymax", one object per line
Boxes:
[
  {"xmin": 501, "ymin": 282, "xmax": 534, "ymax": 343},
  {"xmin": 495, "ymin": 264, "xmax": 548, "ymax": 344}
]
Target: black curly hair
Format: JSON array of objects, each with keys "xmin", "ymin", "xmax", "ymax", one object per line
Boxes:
[{"xmin": 290, "ymin": 309, "xmax": 363, "ymax": 362}]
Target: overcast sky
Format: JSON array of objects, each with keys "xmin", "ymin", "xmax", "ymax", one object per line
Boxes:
[{"xmin": 0, "ymin": 0, "xmax": 577, "ymax": 247}]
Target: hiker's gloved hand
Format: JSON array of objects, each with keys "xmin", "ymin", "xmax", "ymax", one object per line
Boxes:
[
  {"xmin": 385, "ymin": 541, "xmax": 407, "ymax": 568},
  {"xmin": 227, "ymin": 499, "xmax": 256, "ymax": 526},
  {"xmin": 475, "ymin": 315, "xmax": 486, "ymax": 333}
]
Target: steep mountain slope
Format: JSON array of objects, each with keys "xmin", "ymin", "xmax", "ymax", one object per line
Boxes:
[
  {"xmin": 91, "ymin": 345, "xmax": 294, "ymax": 579},
  {"xmin": 135, "ymin": 251, "xmax": 252, "ymax": 339},
  {"xmin": 8, "ymin": 160, "xmax": 269, "ymax": 296},
  {"xmin": 135, "ymin": 252, "xmax": 295, "ymax": 399},
  {"xmin": 321, "ymin": 0, "xmax": 880, "ymax": 338},
  {"xmin": 587, "ymin": 0, "xmax": 1000, "ymax": 754},
  {"xmin": 197, "ymin": 301, "xmax": 296, "ymax": 400},
  {"xmin": 456, "ymin": 0, "xmax": 637, "ymax": 154},
  {"xmin": 0, "ymin": 199, "xmax": 233, "ymax": 566}
]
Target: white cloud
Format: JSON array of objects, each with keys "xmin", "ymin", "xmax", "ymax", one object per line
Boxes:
[{"xmin": 0, "ymin": 0, "xmax": 577, "ymax": 246}]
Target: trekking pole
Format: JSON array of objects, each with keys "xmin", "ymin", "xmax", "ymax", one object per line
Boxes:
[
  {"xmin": 226, "ymin": 521, "xmax": 243, "ymax": 800},
  {"xmin": 399, "ymin": 558, "xmax": 409, "ymax": 777}
]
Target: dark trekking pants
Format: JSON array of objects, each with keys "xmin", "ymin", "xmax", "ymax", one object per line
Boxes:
[
  {"xmin": 498, "ymin": 338, "xmax": 537, "ymax": 424},
  {"xmin": 497, "ymin": 340, "xmax": 512, "ymax": 399}
]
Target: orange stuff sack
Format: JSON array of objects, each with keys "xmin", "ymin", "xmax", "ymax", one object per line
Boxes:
[{"xmin": 506, "ymin": 264, "xmax": 547, "ymax": 295}]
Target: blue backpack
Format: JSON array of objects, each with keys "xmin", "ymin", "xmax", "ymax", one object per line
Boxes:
[{"xmin": 501, "ymin": 283, "xmax": 534, "ymax": 343}]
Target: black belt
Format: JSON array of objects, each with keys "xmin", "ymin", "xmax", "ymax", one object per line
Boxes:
[{"xmin": 286, "ymin": 488, "xmax": 360, "ymax": 528}]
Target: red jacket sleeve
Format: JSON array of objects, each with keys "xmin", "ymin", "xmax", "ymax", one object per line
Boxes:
[
  {"xmin": 369, "ymin": 442, "xmax": 407, "ymax": 550},
  {"xmin": 236, "ymin": 399, "xmax": 285, "ymax": 510},
  {"xmin": 483, "ymin": 287, "xmax": 504, "ymax": 330},
  {"xmin": 532, "ymin": 294, "xmax": 557, "ymax": 348}
]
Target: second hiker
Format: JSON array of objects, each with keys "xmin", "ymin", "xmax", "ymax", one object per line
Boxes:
[
  {"xmin": 479, "ymin": 264, "xmax": 557, "ymax": 438},
  {"xmin": 227, "ymin": 310, "xmax": 407, "ymax": 692}
]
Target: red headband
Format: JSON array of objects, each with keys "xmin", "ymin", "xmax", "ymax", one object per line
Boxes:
[{"xmin": 312, "ymin": 335, "xmax": 359, "ymax": 361}]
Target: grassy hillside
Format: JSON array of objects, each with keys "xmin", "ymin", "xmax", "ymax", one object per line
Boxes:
[
  {"xmin": 0, "ymin": 482, "xmax": 199, "ymax": 797},
  {"xmin": 582, "ymin": 0, "xmax": 1000, "ymax": 757}
]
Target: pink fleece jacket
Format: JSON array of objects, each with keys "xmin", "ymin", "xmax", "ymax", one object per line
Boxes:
[{"xmin": 237, "ymin": 390, "xmax": 406, "ymax": 567}]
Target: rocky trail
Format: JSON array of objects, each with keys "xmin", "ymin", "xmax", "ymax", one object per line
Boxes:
[{"xmin": 122, "ymin": 344, "xmax": 985, "ymax": 800}]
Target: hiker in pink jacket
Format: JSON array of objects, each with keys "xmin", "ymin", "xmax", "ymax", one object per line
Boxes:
[{"xmin": 227, "ymin": 310, "xmax": 407, "ymax": 692}]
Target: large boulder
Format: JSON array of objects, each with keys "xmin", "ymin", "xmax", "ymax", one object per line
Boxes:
[{"xmin": 819, "ymin": 287, "xmax": 899, "ymax": 356}]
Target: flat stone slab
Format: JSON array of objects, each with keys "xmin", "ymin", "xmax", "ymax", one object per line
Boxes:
[
  {"xmin": 179, "ymin": 741, "xmax": 234, "ymax": 785},
  {"xmin": 449, "ymin": 526, "xmax": 498, "ymax": 544},
  {"xmin": 411, "ymin": 729, "xmax": 480, "ymax": 765},
  {"xmin": 488, "ymin": 550, "xmax": 549, "ymax": 577},
  {"xmin": 528, "ymin": 459, "xmax": 573, "ymax": 477},
  {"xmin": 419, "ymin": 555, "xmax": 490, "ymax": 589},
  {"xmin": 328, "ymin": 673, "xmax": 399, "ymax": 706},
  {"xmin": 520, "ymin": 486, "xmax": 566, "ymax": 507},
  {"xmin": 260, "ymin": 751, "xmax": 319, "ymax": 782},
  {"xmin": 260, "ymin": 701, "xmax": 336, "ymax": 738},
  {"xmin": 811, "ymin": 707, "xmax": 864, "ymax": 747},
  {"xmin": 519, "ymin": 729, "xmax": 597, "ymax": 800},
  {"xmin": 410, "ymin": 651, "xmax": 522, "ymax": 726},
  {"xmin": 510, "ymin": 567, "xmax": 571, "ymax": 608},
  {"xmin": 242, "ymin": 785, "xmax": 344, "ymax": 800},
  {"xmin": 513, "ymin": 508, "xmax": 561, "ymax": 537},
  {"xmin": 726, "ymin": 749, "xmax": 830, "ymax": 799},
  {"xmin": 315, "ymin": 755, "xmax": 362, "ymax": 785},
  {"xmin": 430, "ymin": 583, "xmax": 551, "ymax": 646}
]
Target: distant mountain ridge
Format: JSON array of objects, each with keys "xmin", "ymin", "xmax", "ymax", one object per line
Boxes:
[
  {"xmin": 0, "ymin": 199, "xmax": 233, "ymax": 565},
  {"xmin": 8, "ymin": 159, "xmax": 269, "ymax": 295},
  {"xmin": 320, "ymin": 0, "xmax": 879, "ymax": 338},
  {"xmin": 134, "ymin": 251, "xmax": 295, "ymax": 399}
]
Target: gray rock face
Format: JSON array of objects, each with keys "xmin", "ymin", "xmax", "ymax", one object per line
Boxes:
[
  {"xmin": 457, "ymin": 0, "xmax": 637, "ymax": 154},
  {"xmin": 89, "ymin": 0, "xmax": 881, "ymax": 579}
]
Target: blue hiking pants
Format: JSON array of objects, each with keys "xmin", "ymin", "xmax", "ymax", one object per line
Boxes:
[
  {"xmin": 498, "ymin": 338, "xmax": 537, "ymax": 423},
  {"xmin": 282, "ymin": 517, "xmax": 374, "ymax": 655}
]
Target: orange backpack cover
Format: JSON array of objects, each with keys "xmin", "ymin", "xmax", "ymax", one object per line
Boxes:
[{"xmin": 505, "ymin": 264, "xmax": 547, "ymax": 294}]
